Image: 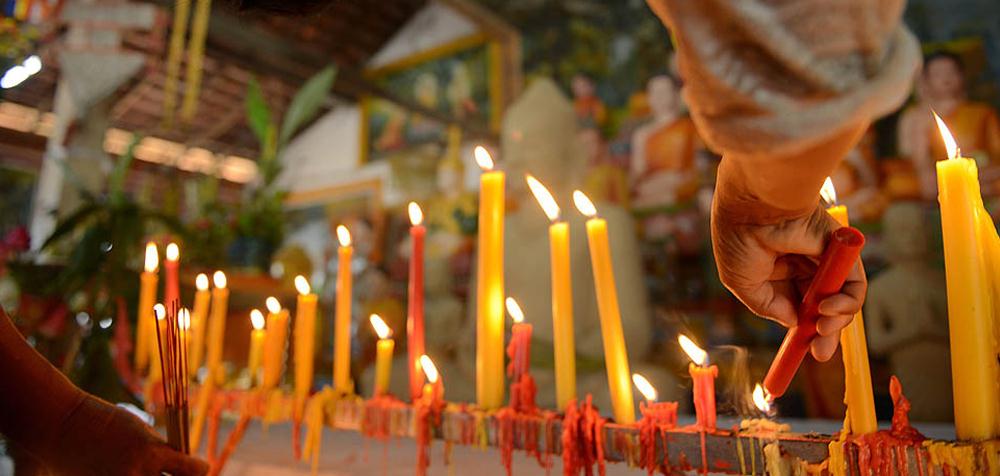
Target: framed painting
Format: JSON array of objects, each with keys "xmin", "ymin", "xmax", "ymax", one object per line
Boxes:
[{"xmin": 360, "ymin": 33, "xmax": 506, "ymax": 164}]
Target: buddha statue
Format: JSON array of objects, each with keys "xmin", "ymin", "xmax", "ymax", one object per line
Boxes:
[
  {"xmin": 630, "ymin": 75, "xmax": 701, "ymax": 209},
  {"xmin": 865, "ymin": 202, "xmax": 952, "ymax": 421},
  {"xmin": 898, "ymin": 51, "xmax": 1000, "ymax": 199},
  {"xmin": 571, "ymin": 73, "xmax": 607, "ymax": 129}
]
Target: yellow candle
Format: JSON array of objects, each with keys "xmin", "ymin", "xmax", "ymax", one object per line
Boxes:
[
  {"xmin": 370, "ymin": 314, "xmax": 394, "ymax": 397},
  {"xmin": 262, "ymin": 297, "xmax": 290, "ymax": 390},
  {"xmin": 573, "ymin": 190, "xmax": 635, "ymax": 424},
  {"xmin": 294, "ymin": 276, "xmax": 318, "ymax": 401},
  {"xmin": 526, "ymin": 175, "xmax": 576, "ymax": 409},
  {"xmin": 150, "ymin": 303, "xmax": 166, "ymax": 380},
  {"xmin": 188, "ymin": 273, "xmax": 211, "ymax": 379},
  {"xmin": 475, "ymin": 146, "xmax": 505, "ymax": 410},
  {"xmin": 334, "ymin": 225, "xmax": 353, "ymax": 393},
  {"xmin": 205, "ymin": 271, "xmax": 229, "ymax": 384},
  {"xmin": 136, "ymin": 242, "xmax": 158, "ymax": 373},
  {"xmin": 248, "ymin": 309, "xmax": 265, "ymax": 386},
  {"xmin": 819, "ymin": 179, "xmax": 877, "ymax": 435},
  {"xmin": 178, "ymin": 307, "xmax": 192, "ymax": 361},
  {"xmin": 934, "ymin": 114, "xmax": 1000, "ymax": 440}
]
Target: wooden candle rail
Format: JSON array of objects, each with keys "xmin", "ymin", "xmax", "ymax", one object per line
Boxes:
[{"xmin": 200, "ymin": 389, "xmax": 999, "ymax": 475}]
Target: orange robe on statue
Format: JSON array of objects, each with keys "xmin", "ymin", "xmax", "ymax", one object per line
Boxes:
[{"xmin": 930, "ymin": 102, "xmax": 1000, "ymax": 164}]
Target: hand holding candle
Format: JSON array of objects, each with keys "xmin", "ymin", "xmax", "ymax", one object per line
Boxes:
[
  {"xmin": 679, "ymin": 334, "xmax": 717, "ymax": 430},
  {"xmin": 370, "ymin": 314, "xmax": 394, "ymax": 397}
]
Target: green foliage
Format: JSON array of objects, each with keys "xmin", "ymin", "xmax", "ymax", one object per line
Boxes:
[{"xmin": 279, "ymin": 66, "xmax": 337, "ymax": 147}]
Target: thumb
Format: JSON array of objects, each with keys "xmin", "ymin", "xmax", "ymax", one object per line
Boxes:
[{"xmin": 156, "ymin": 447, "xmax": 209, "ymax": 476}]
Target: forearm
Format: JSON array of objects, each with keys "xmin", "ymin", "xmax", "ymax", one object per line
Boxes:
[{"xmin": 0, "ymin": 308, "xmax": 87, "ymax": 457}]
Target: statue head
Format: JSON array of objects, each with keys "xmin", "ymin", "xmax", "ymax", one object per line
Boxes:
[
  {"xmin": 646, "ymin": 75, "xmax": 680, "ymax": 120},
  {"xmin": 922, "ymin": 51, "xmax": 965, "ymax": 101},
  {"xmin": 571, "ymin": 73, "xmax": 597, "ymax": 99},
  {"xmin": 882, "ymin": 202, "xmax": 928, "ymax": 263},
  {"xmin": 502, "ymin": 77, "xmax": 579, "ymax": 194}
]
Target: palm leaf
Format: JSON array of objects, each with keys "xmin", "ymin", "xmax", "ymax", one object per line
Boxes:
[{"xmin": 279, "ymin": 65, "xmax": 337, "ymax": 146}]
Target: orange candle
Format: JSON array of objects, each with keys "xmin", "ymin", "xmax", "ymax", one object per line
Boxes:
[
  {"xmin": 294, "ymin": 276, "xmax": 318, "ymax": 401},
  {"xmin": 407, "ymin": 202, "xmax": 427, "ymax": 401},
  {"xmin": 136, "ymin": 242, "xmax": 159, "ymax": 373},
  {"xmin": 333, "ymin": 225, "xmax": 353, "ymax": 393},
  {"xmin": 475, "ymin": 146, "xmax": 505, "ymax": 410},
  {"xmin": 188, "ymin": 273, "xmax": 211, "ymax": 379},
  {"xmin": 679, "ymin": 334, "xmax": 716, "ymax": 430},
  {"xmin": 574, "ymin": 190, "xmax": 635, "ymax": 424},
  {"xmin": 419, "ymin": 354, "xmax": 443, "ymax": 402},
  {"xmin": 247, "ymin": 309, "xmax": 265, "ymax": 386},
  {"xmin": 526, "ymin": 175, "xmax": 576, "ymax": 409},
  {"xmin": 262, "ymin": 296, "xmax": 290, "ymax": 390}
]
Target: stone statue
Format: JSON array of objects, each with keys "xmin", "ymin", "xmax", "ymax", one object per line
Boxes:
[
  {"xmin": 864, "ymin": 202, "xmax": 951, "ymax": 421},
  {"xmin": 898, "ymin": 51, "xmax": 1000, "ymax": 199},
  {"xmin": 630, "ymin": 75, "xmax": 701, "ymax": 209}
]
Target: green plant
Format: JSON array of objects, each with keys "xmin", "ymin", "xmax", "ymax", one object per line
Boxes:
[{"xmin": 233, "ymin": 65, "xmax": 337, "ymax": 264}]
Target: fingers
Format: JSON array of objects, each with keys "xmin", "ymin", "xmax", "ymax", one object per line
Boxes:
[
  {"xmin": 763, "ymin": 208, "xmax": 840, "ymax": 257},
  {"xmin": 156, "ymin": 447, "xmax": 210, "ymax": 476},
  {"xmin": 811, "ymin": 333, "xmax": 840, "ymax": 361},
  {"xmin": 733, "ymin": 280, "xmax": 798, "ymax": 327},
  {"xmin": 816, "ymin": 314, "xmax": 853, "ymax": 336}
]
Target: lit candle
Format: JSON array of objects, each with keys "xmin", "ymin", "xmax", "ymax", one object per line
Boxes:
[
  {"xmin": 752, "ymin": 383, "xmax": 771, "ymax": 416},
  {"xmin": 505, "ymin": 297, "xmax": 532, "ymax": 382},
  {"xmin": 248, "ymin": 309, "xmax": 265, "ymax": 386},
  {"xmin": 205, "ymin": 271, "xmax": 229, "ymax": 384},
  {"xmin": 188, "ymin": 273, "xmax": 211, "ymax": 379},
  {"xmin": 164, "ymin": 243, "xmax": 180, "ymax": 307},
  {"xmin": 679, "ymin": 334, "xmax": 716, "ymax": 430},
  {"xmin": 334, "ymin": 225, "xmax": 353, "ymax": 393},
  {"xmin": 294, "ymin": 276, "xmax": 318, "ymax": 402},
  {"xmin": 407, "ymin": 202, "xmax": 427, "ymax": 401},
  {"xmin": 475, "ymin": 146, "xmax": 505, "ymax": 410},
  {"xmin": 933, "ymin": 113, "xmax": 1000, "ymax": 440},
  {"xmin": 262, "ymin": 296, "xmax": 290, "ymax": 390},
  {"xmin": 136, "ymin": 242, "xmax": 159, "ymax": 373},
  {"xmin": 178, "ymin": 307, "xmax": 191, "ymax": 359},
  {"xmin": 633, "ymin": 372, "xmax": 678, "ymax": 470},
  {"xmin": 420, "ymin": 354, "xmax": 443, "ymax": 402},
  {"xmin": 633, "ymin": 373, "xmax": 657, "ymax": 404},
  {"xmin": 526, "ymin": 175, "xmax": 576, "ymax": 409},
  {"xmin": 573, "ymin": 190, "xmax": 635, "ymax": 424},
  {"xmin": 370, "ymin": 314, "xmax": 394, "ymax": 397},
  {"xmin": 819, "ymin": 178, "xmax": 877, "ymax": 435}
]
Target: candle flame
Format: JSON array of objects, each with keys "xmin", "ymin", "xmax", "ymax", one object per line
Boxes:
[
  {"xmin": 165, "ymin": 242, "xmax": 179, "ymax": 262},
  {"xmin": 505, "ymin": 297, "xmax": 524, "ymax": 324},
  {"xmin": 144, "ymin": 242, "xmax": 159, "ymax": 272},
  {"xmin": 420, "ymin": 354, "xmax": 439, "ymax": 383},
  {"xmin": 178, "ymin": 308, "xmax": 191, "ymax": 330},
  {"xmin": 369, "ymin": 314, "xmax": 391, "ymax": 339},
  {"xmin": 265, "ymin": 296, "xmax": 281, "ymax": 314},
  {"xmin": 153, "ymin": 303, "xmax": 165, "ymax": 321},
  {"xmin": 526, "ymin": 174, "xmax": 560, "ymax": 221},
  {"xmin": 196, "ymin": 273, "xmax": 209, "ymax": 291},
  {"xmin": 250, "ymin": 309, "xmax": 265, "ymax": 330},
  {"xmin": 632, "ymin": 373, "xmax": 657, "ymax": 402},
  {"xmin": 474, "ymin": 146, "xmax": 494, "ymax": 171},
  {"xmin": 820, "ymin": 177, "xmax": 837, "ymax": 207},
  {"xmin": 753, "ymin": 383, "xmax": 772, "ymax": 413},
  {"xmin": 337, "ymin": 225, "xmax": 352, "ymax": 247},
  {"xmin": 213, "ymin": 270, "xmax": 227, "ymax": 289},
  {"xmin": 572, "ymin": 190, "xmax": 597, "ymax": 218},
  {"xmin": 295, "ymin": 275, "xmax": 311, "ymax": 295},
  {"xmin": 678, "ymin": 334, "xmax": 708, "ymax": 366},
  {"xmin": 932, "ymin": 111, "xmax": 960, "ymax": 160},
  {"xmin": 408, "ymin": 202, "xmax": 424, "ymax": 226}
]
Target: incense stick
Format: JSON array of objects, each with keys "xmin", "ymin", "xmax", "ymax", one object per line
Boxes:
[{"xmin": 154, "ymin": 300, "xmax": 191, "ymax": 454}]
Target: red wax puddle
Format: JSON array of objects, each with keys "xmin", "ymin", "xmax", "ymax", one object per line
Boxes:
[
  {"xmin": 638, "ymin": 401, "xmax": 678, "ymax": 475},
  {"xmin": 837, "ymin": 376, "xmax": 927, "ymax": 476}
]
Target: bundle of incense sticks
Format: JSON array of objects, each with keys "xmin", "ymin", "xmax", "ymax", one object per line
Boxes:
[{"xmin": 154, "ymin": 301, "xmax": 191, "ymax": 454}]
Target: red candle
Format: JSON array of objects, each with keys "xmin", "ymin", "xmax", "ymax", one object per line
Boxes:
[
  {"xmin": 679, "ymin": 334, "xmax": 716, "ymax": 429},
  {"xmin": 407, "ymin": 202, "xmax": 426, "ymax": 401},
  {"xmin": 763, "ymin": 226, "xmax": 865, "ymax": 398},
  {"xmin": 505, "ymin": 298, "xmax": 531, "ymax": 381},
  {"xmin": 164, "ymin": 242, "xmax": 180, "ymax": 307}
]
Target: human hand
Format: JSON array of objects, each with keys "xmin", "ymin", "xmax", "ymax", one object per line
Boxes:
[
  {"xmin": 43, "ymin": 395, "xmax": 208, "ymax": 476},
  {"xmin": 711, "ymin": 169, "xmax": 866, "ymax": 362}
]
